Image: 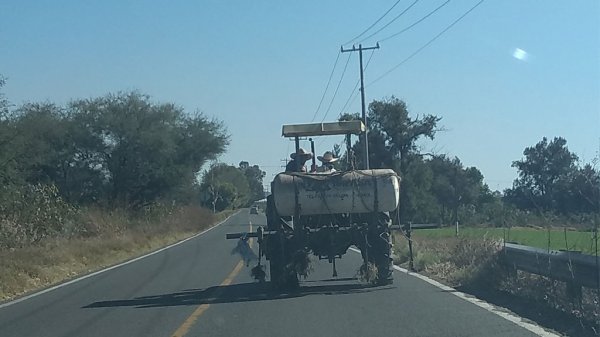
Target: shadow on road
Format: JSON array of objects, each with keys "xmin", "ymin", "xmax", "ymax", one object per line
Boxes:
[
  {"xmin": 83, "ymin": 280, "xmax": 394, "ymax": 309},
  {"xmin": 230, "ymin": 237, "xmax": 257, "ymax": 267}
]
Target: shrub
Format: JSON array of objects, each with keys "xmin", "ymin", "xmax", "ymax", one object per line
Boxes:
[{"xmin": 0, "ymin": 184, "xmax": 79, "ymax": 248}]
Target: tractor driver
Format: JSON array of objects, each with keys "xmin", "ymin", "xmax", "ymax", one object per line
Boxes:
[{"xmin": 285, "ymin": 148, "xmax": 313, "ymax": 172}]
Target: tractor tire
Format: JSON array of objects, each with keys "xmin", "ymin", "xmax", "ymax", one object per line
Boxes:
[
  {"xmin": 368, "ymin": 213, "xmax": 393, "ymax": 285},
  {"xmin": 268, "ymin": 234, "xmax": 285, "ymax": 286},
  {"xmin": 268, "ymin": 234, "xmax": 299, "ymax": 289},
  {"xmin": 266, "ymin": 195, "xmax": 299, "ymax": 289}
]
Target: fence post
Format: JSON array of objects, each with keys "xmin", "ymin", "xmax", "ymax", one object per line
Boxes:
[
  {"xmin": 595, "ymin": 225, "xmax": 599, "ymax": 291},
  {"xmin": 406, "ymin": 221, "xmax": 414, "ymax": 271}
]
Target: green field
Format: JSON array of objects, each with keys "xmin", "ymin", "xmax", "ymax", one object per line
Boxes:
[{"xmin": 410, "ymin": 227, "xmax": 599, "ymax": 254}]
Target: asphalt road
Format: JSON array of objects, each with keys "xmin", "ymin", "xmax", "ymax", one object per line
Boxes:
[{"xmin": 0, "ymin": 210, "xmax": 553, "ymax": 337}]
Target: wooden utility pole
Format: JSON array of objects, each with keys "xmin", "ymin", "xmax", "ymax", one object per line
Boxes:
[{"xmin": 341, "ymin": 43, "xmax": 379, "ymax": 170}]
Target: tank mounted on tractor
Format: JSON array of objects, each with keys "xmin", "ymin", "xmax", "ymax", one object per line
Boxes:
[{"xmin": 226, "ymin": 120, "xmax": 401, "ymax": 288}]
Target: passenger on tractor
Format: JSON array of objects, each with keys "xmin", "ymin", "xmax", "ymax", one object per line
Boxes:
[
  {"xmin": 316, "ymin": 151, "xmax": 338, "ymax": 173},
  {"xmin": 285, "ymin": 148, "xmax": 313, "ymax": 172}
]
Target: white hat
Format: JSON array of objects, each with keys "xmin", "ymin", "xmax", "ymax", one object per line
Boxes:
[{"xmin": 317, "ymin": 151, "xmax": 338, "ymax": 163}]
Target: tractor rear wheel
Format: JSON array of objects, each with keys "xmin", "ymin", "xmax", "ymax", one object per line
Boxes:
[
  {"xmin": 267, "ymin": 234, "xmax": 299, "ymax": 289},
  {"xmin": 368, "ymin": 213, "xmax": 393, "ymax": 285},
  {"xmin": 266, "ymin": 195, "xmax": 299, "ymax": 289}
]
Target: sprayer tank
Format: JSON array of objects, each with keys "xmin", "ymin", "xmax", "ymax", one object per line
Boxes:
[{"xmin": 271, "ymin": 169, "xmax": 400, "ymax": 216}]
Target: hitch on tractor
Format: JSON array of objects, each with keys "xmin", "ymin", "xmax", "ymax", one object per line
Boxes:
[{"xmin": 226, "ymin": 226, "xmax": 275, "ymax": 282}]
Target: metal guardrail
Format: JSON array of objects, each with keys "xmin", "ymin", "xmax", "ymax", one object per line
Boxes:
[
  {"xmin": 501, "ymin": 242, "xmax": 600, "ymax": 291},
  {"xmin": 390, "ymin": 223, "xmax": 440, "ymax": 230},
  {"xmin": 409, "ymin": 223, "xmax": 441, "ymax": 230}
]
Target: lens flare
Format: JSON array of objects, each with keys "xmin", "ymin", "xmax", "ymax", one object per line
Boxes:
[{"xmin": 512, "ymin": 48, "xmax": 529, "ymax": 61}]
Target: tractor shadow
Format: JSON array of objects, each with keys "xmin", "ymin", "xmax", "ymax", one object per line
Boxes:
[{"xmin": 83, "ymin": 279, "xmax": 394, "ymax": 309}]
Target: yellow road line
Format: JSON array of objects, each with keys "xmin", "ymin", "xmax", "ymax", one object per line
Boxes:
[{"xmin": 171, "ymin": 223, "xmax": 253, "ymax": 337}]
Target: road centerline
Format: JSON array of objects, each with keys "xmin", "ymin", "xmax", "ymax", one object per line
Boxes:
[{"xmin": 170, "ymin": 222, "xmax": 252, "ymax": 337}]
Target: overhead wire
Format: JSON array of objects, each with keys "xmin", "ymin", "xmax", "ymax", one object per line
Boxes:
[
  {"xmin": 320, "ymin": 52, "xmax": 352, "ymax": 123},
  {"xmin": 342, "ymin": 0, "xmax": 404, "ymax": 46},
  {"xmin": 339, "ymin": 81, "xmax": 360, "ymax": 117},
  {"xmin": 347, "ymin": 86, "xmax": 362, "ymax": 111},
  {"xmin": 379, "ymin": 0, "xmax": 451, "ymax": 43},
  {"xmin": 316, "ymin": 49, "xmax": 376, "ymax": 149},
  {"xmin": 310, "ymin": 51, "xmax": 341, "ymax": 122},
  {"xmin": 338, "ymin": 49, "xmax": 376, "ymax": 117},
  {"xmin": 358, "ymin": 0, "xmax": 420, "ymax": 44},
  {"xmin": 368, "ymin": 0, "xmax": 486, "ymax": 87}
]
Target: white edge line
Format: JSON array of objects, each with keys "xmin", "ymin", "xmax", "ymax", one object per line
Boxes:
[
  {"xmin": 0, "ymin": 210, "xmax": 242, "ymax": 309},
  {"xmin": 348, "ymin": 247, "xmax": 561, "ymax": 337}
]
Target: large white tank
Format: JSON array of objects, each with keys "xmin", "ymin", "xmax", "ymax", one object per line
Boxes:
[{"xmin": 272, "ymin": 169, "xmax": 400, "ymax": 216}]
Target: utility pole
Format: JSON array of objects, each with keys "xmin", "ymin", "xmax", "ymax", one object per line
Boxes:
[{"xmin": 341, "ymin": 43, "xmax": 380, "ymax": 170}]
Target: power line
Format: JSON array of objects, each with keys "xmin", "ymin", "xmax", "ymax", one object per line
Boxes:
[
  {"xmin": 319, "ymin": 49, "xmax": 377, "ymax": 150},
  {"xmin": 320, "ymin": 52, "xmax": 352, "ymax": 123},
  {"xmin": 340, "ymin": 44, "xmax": 380, "ymax": 169},
  {"xmin": 338, "ymin": 49, "xmax": 376, "ymax": 117},
  {"xmin": 339, "ymin": 81, "xmax": 361, "ymax": 118},
  {"xmin": 310, "ymin": 51, "xmax": 341, "ymax": 122},
  {"xmin": 343, "ymin": 0, "xmax": 404, "ymax": 46},
  {"xmin": 315, "ymin": 49, "xmax": 375, "ymax": 149},
  {"xmin": 358, "ymin": 0, "xmax": 420, "ymax": 44},
  {"xmin": 380, "ymin": 0, "xmax": 451, "ymax": 43},
  {"xmin": 315, "ymin": 48, "xmax": 377, "ymax": 149},
  {"xmin": 317, "ymin": 49, "xmax": 375, "ymax": 147},
  {"xmin": 368, "ymin": 0, "xmax": 486, "ymax": 87}
]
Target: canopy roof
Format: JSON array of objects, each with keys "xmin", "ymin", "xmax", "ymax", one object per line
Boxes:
[{"xmin": 281, "ymin": 121, "xmax": 365, "ymax": 137}]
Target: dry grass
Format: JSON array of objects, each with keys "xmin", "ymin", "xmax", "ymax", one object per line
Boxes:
[
  {"xmin": 392, "ymin": 231, "xmax": 600, "ymax": 334},
  {"xmin": 498, "ymin": 271, "xmax": 600, "ymax": 333},
  {"xmin": 392, "ymin": 232, "xmax": 501, "ymax": 286},
  {"xmin": 0, "ymin": 206, "xmax": 233, "ymax": 301}
]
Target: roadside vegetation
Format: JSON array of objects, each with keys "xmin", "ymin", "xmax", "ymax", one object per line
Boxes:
[
  {"xmin": 0, "ymin": 206, "xmax": 233, "ymax": 301},
  {"xmin": 392, "ymin": 232, "xmax": 600, "ymax": 336},
  {"xmin": 0, "ymin": 77, "xmax": 264, "ymax": 301}
]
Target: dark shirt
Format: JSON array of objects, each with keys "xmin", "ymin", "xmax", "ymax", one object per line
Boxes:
[{"xmin": 285, "ymin": 159, "xmax": 306, "ymax": 173}]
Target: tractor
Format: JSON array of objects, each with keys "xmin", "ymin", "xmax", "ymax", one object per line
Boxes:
[{"xmin": 227, "ymin": 120, "xmax": 400, "ymax": 288}]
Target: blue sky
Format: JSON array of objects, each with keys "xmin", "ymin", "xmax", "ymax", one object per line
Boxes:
[{"xmin": 1, "ymin": 0, "xmax": 599, "ymax": 192}]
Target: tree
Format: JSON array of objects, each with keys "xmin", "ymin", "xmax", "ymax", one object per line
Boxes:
[
  {"xmin": 0, "ymin": 76, "xmax": 20, "ymax": 187},
  {"xmin": 0, "ymin": 75, "xmax": 8, "ymax": 116},
  {"xmin": 399, "ymin": 156, "xmax": 438, "ymax": 223},
  {"xmin": 551, "ymin": 163, "xmax": 600, "ymax": 214},
  {"xmin": 0, "ymin": 90, "xmax": 229, "ymax": 208},
  {"xmin": 505, "ymin": 137, "xmax": 578, "ymax": 212},
  {"xmin": 428, "ymin": 156, "xmax": 486, "ymax": 224},
  {"xmin": 70, "ymin": 92, "xmax": 229, "ymax": 208},
  {"xmin": 343, "ymin": 97, "xmax": 441, "ymax": 172},
  {"xmin": 200, "ymin": 163, "xmax": 250, "ymax": 211},
  {"xmin": 568, "ymin": 164, "xmax": 600, "ymax": 213},
  {"xmin": 10, "ymin": 103, "xmax": 94, "ymax": 200},
  {"xmin": 239, "ymin": 161, "xmax": 266, "ymax": 203}
]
